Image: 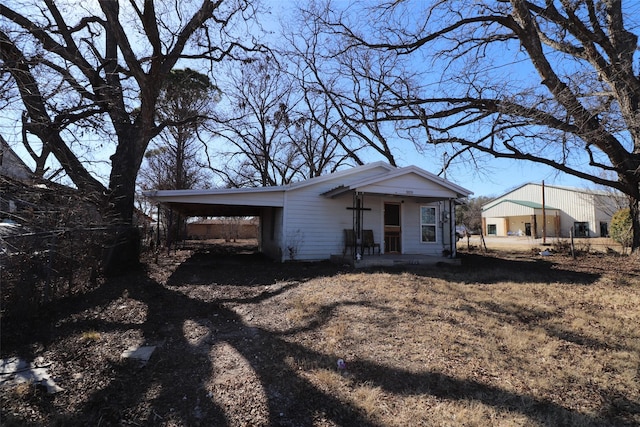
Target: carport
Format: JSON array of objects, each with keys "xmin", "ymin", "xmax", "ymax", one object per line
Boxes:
[{"xmin": 144, "ymin": 187, "xmax": 285, "ymax": 255}]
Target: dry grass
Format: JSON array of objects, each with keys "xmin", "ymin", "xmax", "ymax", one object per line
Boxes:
[
  {"xmin": 79, "ymin": 330, "xmax": 102, "ymax": 342},
  {"xmin": 252, "ymin": 255, "xmax": 640, "ymax": 426},
  {"xmin": 3, "ymin": 245, "xmax": 639, "ymax": 426}
]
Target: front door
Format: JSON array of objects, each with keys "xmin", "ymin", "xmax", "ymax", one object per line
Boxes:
[{"xmin": 384, "ymin": 203, "xmax": 401, "ymax": 253}]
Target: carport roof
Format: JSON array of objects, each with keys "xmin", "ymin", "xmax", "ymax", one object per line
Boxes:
[{"xmin": 143, "ymin": 186, "xmax": 285, "ymax": 217}]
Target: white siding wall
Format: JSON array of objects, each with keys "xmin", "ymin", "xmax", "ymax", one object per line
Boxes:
[
  {"xmin": 504, "ymin": 213, "xmax": 560, "ymax": 236},
  {"xmin": 283, "ymin": 192, "xmax": 352, "ymax": 260},
  {"xmin": 283, "ymin": 194, "xmax": 451, "ymax": 260},
  {"xmin": 360, "ymin": 174, "xmax": 457, "ymax": 198},
  {"xmin": 267, "ymin": 167, "xmax": 392, "ymax": 261},
  {"xmin": 400, "ymin": 201, "xmax": 447, "ymax": 256},
  {"xmin": 593, "ymin": 193, "xmax": 625, "ymax": 236}
]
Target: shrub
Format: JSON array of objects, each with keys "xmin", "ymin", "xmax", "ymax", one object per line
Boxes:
[
  {"xmin": 552, "ymin": 239, "xmax": 571, "ymax": 254},
  {"xmin": 610, "ymin": 208, "xmax": 633, "ymax": 252}
]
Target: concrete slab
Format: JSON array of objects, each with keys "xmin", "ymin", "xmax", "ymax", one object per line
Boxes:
[
  {"xmin": 0, "ymin": 357, "xmax": 63, "ymax": 394},
  {"xmin": 121, "ymin": 346, "xmax": 156, "ymax": 365},
  {"xmin": 331, "ymin": 253, "xmax": 462, "ymax": 268}
]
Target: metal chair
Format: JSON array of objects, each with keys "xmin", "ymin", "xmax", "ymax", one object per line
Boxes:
[
  {"xmin": 363, "ymin": 229, "xmax": 381, "ymax": 255},
  {"xmin": 343, "ymin": 229, "xmax": 357, "ymax": 256}
]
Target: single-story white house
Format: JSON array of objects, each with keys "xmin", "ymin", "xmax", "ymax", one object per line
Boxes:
[
  {"xmin": 144, "ymin": 162, "xmax": 472, "ymax": 262},
  {"xmin": 482, "ymin": 182, "xmax": 624, "ymax": 238}
]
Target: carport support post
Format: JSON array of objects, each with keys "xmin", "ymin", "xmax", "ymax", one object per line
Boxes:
[
  {"xmin": 167, "ymin": 207, "xmax": 173, "ymax": 255},
  {"xmin": 156, "ymin": 204, "xmax": 161, "ymax": 248},
  {"xmin": 155, "ymin": 204, "xmax": 161, "ymax": 264},
  {"xmin": 449, "ymin": 199, "xmax": 455, "ymax": 258}
]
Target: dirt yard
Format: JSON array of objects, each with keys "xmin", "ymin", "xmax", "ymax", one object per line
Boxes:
[
  {"xmin": 1, "ymin": 240, "xmax": 639, "ymax": 426},
  {"xmin": 460, "ymin": 235, "xmax": 623, "ymax": 253}
]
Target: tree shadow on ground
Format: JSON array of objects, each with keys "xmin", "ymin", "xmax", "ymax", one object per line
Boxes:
[
  {"xmin": 1, "ymin": 244, "xmax": 633, "ymax": 426},
  {"xmin": 376, "ymin": 252, "xmax": 604, "ymax": 286}
]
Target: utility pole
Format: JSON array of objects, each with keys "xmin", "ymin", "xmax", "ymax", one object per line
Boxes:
[
  {"xmin": 542, "ymin": 180, "xmax": 547, "ymax": 244},
  {"xmin": 442, "ymin": 152, "xmax": 448, "ymax": 180}
]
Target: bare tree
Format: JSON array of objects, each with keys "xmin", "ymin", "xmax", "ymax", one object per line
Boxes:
[
  {"xmin": 302, "ymin": 0, "xmax": 640, "ymax": 251},
  {"xmin": 456, "ymin": 196, "xmax": 493, "ymax": 234},
  {"xmin": 284, "ymin": 94, "xmax": 352, "ymax": 179},
  {"xmin": 287, "ymin": 4, "xmax": 410, "ymax": 167},
  {"xmin": 211, "ymin": 56, "xmax": 305, "ymax": 187},
  {"xmin": 0, "ymin": 0, "xmax": 261, "ymax": 269},
  {"xmin": 138, "ymin": 69, "xmax": 218, "ymax": 192}
]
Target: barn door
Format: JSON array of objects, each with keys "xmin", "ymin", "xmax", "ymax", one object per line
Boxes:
[{"xmin": 384, "ymin": 203, "xmax": 401, "ymax": 253}]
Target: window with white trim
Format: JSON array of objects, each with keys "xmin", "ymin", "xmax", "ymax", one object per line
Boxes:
[{"xmin": 420, "ymin": 206, "xmax": 437, "ymax": 243}]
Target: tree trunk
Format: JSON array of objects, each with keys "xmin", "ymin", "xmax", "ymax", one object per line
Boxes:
[
  {"xmin": 630, "ymin": 196, "xmax": 640, "ymax": 253},
  {"xmin": 102, "ymin": 130, "xmax": 146, "ymax": 275}
]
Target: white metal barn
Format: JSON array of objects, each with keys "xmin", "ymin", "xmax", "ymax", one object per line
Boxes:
[
  {"xmin": 482, "ymin": 183, "xmax": 623, "ymax": 238},
  {"xmin": 145, "ymin": 162, "xmax": 472, "ymax": 262}
]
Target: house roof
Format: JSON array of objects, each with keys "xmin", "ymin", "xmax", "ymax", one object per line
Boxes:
[
  {"xmin": 144, "ymin": 162, "xmax": 472, "ymax": 217},
  {"xmin": 321, "ymin": 165, "xmax": 471, "ymax": 199},
  {"xmin": 0, "ymin": 136, "xmax": 33, "ymax": 181},
  {"xmin": 289, "ymin": 161, "xmax": 395, "ymax": 191}
]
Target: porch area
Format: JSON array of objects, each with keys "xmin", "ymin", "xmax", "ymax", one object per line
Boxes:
[{"xmin": 330, "ymin": 253, "xmax": 462, "ymax": 268}]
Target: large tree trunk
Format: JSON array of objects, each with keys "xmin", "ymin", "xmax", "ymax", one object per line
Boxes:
[
  {"xmin": 620, "ymin": 174, "xmax": 640, "ymax": 253},
  {"xmin": 630, "ymin": 197, "xmax": 640, "ymax": 253},
  {"xmin": 102, "ymin": 129, "xmax": 147, "ymax": 275}
]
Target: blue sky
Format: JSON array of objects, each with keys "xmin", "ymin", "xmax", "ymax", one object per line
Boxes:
[{"xmin": 374, "ymin": 138, "xmax": 597, "ymax": 198}]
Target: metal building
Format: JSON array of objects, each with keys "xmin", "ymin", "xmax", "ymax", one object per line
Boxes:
[{"xmin": 482, "ymin": 183, "xmax": 624, "ymax": 238}]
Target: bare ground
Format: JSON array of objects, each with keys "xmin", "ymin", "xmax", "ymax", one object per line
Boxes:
[{"xmin": 1, "ymin": 240, "xmax": 639, "ymax": 426}]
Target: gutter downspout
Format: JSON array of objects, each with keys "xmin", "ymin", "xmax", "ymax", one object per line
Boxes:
[
  {"xmin": 281, "ymin": 190, "xmax": 288, "ymax": 262},
  {"xmin": 450, "ymin": 199, "xmax": 455, "ymax": 258}
]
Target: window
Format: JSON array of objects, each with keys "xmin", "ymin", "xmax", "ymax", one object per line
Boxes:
[
  {"xmin": 574, "ymin": 222, "xmax": 589, "ymax": 237},
  {"xmin": 385, "ymin": 203, "xmax": 400, "ymax": 226},
  {"xmin": 487, "ymin": 224, "xmax": 497, "ymax": 235},
  {"xmin": 420, "ymin": 206, "xmax": 437, "ymax": 242},
  {"xmin": 600, "ymin": 222, "xmax": 608, "ymax": 238}
]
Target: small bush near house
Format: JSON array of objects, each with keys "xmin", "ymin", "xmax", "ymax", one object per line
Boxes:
[
  {"xmin": 552, "ymin": 239, "xmax": 571, "ymax": 254},
  {"xmin": 610, "ymin": 208, "xmax": 633, "ymax": 252}
]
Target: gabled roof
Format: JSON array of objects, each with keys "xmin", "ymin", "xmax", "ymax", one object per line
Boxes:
[
  {"xmin": 0, "ymin": 136, "xmax": 33, "ymax": 181},
  {"xmin": 288, "ymin": 161, "xmax": 395, "ymax": 191},
  {"xmin": 346, "ymin": 164, "xmax": 471, "ymax": 198},
  {"xmin": 483, "ymin": 199, "xmax": 558, "ymax": 211}
]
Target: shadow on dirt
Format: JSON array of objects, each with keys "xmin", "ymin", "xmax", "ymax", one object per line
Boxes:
[{"xmin": 357, "ymin": 251, "xmax": 602, "ymax": 287}]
